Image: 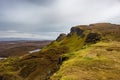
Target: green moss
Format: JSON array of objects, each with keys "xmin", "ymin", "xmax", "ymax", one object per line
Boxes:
[
  {"xmin": 59, "ymin": 33, "xmax": 87, "ymax": 51},
  {"xmin": 0, "ymin": 57, "xmax": 20, "ymax": 72},
  {"xmin": 42, "ymin": 32, "xmax": 89, "ymax": 53},
  {"xmin": 19, "ymin": 62, "xmax": 38, "ymax": 78},
  {"xmin": 41, "ymin": 41, "xmax": 61, "ymax": 52}
]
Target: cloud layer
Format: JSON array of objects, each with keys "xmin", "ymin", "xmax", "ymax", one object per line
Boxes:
[{"xmin": 0, "ymin": 0, "xmax": 120, "ymax": 40}]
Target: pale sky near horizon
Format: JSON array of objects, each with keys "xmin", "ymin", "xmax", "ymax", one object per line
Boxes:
[{"xmin": 0, "ymin": 0, "xmax": 120, "ymax": 40}]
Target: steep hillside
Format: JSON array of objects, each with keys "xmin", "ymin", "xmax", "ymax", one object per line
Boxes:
[
  {"xmin": 51, "ymin": 41, "xmax": 120, "ymax": 80},
  {"xmin": 0, "ymin": 23, "xmax": 120, "ymax": 80}
]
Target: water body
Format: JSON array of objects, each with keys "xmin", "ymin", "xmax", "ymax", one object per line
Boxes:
[
  {"xmin": 29, "ymin": 49, "xmax": 41, "ymax": 54},
  {"xmin": 0, "ymin": 57, "xmax": 7, "ymax": 60}
]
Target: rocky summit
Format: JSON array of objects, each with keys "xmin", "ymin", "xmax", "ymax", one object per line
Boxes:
[{"xmin": 0, "ymin": 23, "xmax": 120, "ymax": 80}]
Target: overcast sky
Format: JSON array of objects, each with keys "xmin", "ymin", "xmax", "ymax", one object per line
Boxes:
[{"xmin": 0, "ymin": 0, "xmax": 120, "ymax": 40}]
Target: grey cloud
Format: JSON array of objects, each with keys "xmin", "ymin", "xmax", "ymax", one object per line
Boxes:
[
  {"xmin": 0, "ymin": 0, "xmax": 120, "ymax": 40},
  {"xmin": 0, "ymin": 30, "xmax": 60, "ymax": 40},
  {"xmin": 0, "ymin": 0, "xmax": 55, "ymax": 6}
]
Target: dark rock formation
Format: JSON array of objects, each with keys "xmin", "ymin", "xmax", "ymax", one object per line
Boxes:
[
  {"xmin": 56, "ymin": 33, "xmax": 67, "ymax": 41},
  {"xmin": 58, "ymin": 56, "xmax": 69, "ymax": 65},
  {"xmin": 85, "ymin": 33, "xmax": 101, "ymax": 43},
  {"xmin": 68, "ymin": 25, "xmax": 101, "ymax": 43},
  {"xmin": 0, "ymin": 76, "xmax": 3, "ymax": 80},
  {"xmin": 71, "ymin": 27, "xmax": 84, "ymax": 35},
  {"xmin": 68, "ymin": 25, "xmax": 90, "ymax": 37}
]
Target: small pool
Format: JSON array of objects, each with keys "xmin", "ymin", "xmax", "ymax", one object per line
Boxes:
[{"xmin": 29, "ymin": 49, "xmax": 41, "ymax": 54}]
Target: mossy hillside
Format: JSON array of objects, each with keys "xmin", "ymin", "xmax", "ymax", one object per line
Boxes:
[
  {"xmin": 50, "ymin": 41, "xmax": 120, "ymax": 80},
  {"xmin": 0, "ymin": 26, "xmax": 97, "ymax": 80},
  {"xmin": 90, "ymin": 23, "xmax": 120, "ymax": 41},
  {"xmin": 42, "ymin": 30, "xmax": 90, "ymax": 53},
  {"xmin": 59, "ymin": 33, "xmax": 86, "ymax": 51},
  {"xmin": 0, "ymin": 44, "xmax": 70, "ymax": 80},
  {"xmin": 42, "ymin": 23, "xmax": 118, "ymax": 53},
  {"xmin": 0, "ymin": 23, "xmax": 119, "ymax": 80},
  {"xmin": 0, "ymin": 57, "xmax": 22, "ymax": 80}
]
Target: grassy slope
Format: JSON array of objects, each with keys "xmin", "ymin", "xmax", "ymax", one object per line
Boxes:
[
  {"xmin": 50, "ymin": 41, "xmax": 120, "ymax": 80},
  {"xmin": 0, "ymin": 57, "xmax": 22, "ymax": 80},
  {"xmin": 0, "ymin": 32, "xmax": 87, "ymax": 80}
]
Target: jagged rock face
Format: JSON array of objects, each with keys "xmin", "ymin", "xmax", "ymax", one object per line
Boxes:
[
  {"xmin": 68, "ymin": 23, "xmax": 120, "ymax": 42},
  {"xmin": 70, "ymin": 27, "xmax": 84, "ymax": 36},
  {"xmin": 68, "ymin": 26, "xmax": 88, "ymax": 37},
  {"xmin": 85, "ymin": 33, "xmax": 101, "ymax": 43},
  {"xmin": 70, "ymin": 26, "xmax": 101, "ymax": 43},
  {"xmin": 56, "ymin": 33, "xmax": 67, "ymax": 41}
]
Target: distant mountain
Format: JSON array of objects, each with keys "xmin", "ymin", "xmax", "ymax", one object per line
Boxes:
[{"xmin": 0, "ymin": 38, "xmax": 43, "ymax": 41}]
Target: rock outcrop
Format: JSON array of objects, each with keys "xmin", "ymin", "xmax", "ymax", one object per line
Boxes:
[
  {"xmin": 68, "ymin": 23, "xmax": 120, "ymax": 41},
  {"xmin": 85, "ymin": 33, "xmax": 101, "ymax": 43},
  {"xmin": 67, "ymin": 25, "xmax": 101, "ymax": 43},
  {"xmin": 56, "ymin": 33, "xmax": 67, "ymax": 41},
  {"xmin": 68, "ymin": 25, "xmax": 90, "ymax": 37}
]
